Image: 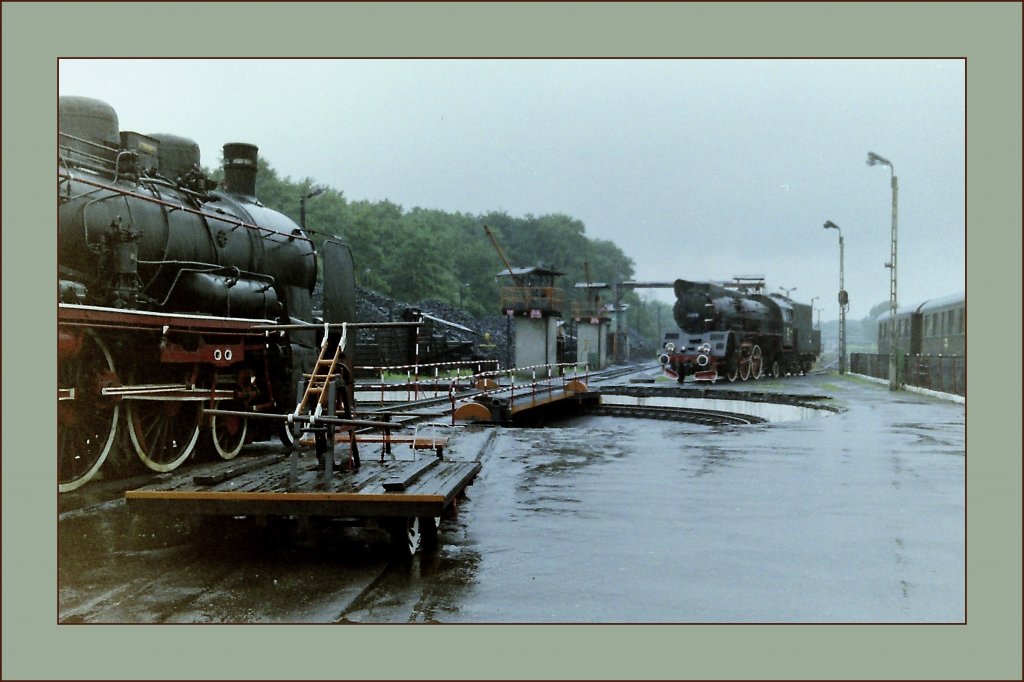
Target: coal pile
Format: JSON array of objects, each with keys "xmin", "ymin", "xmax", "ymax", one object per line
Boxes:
[{"xmin": 353, "ymin": 287, "xmax": 511, "ymax": 367}]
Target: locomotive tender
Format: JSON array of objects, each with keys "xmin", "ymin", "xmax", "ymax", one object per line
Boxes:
[
  {"xmin": 659, "ymin": 277, "xmax": 820, "ymax": 383},
  {"xmin": 58, "ymin": 96, "xmax": 355, "ymax": 491}
]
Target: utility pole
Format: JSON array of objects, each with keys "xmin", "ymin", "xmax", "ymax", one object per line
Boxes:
[
  {"xmin": 868, "ymin": 152, "xmax": 899, "ymax": 390},
  {"xmin": 823, "ymin": 221, "xmax": 848, "ymax": 374}
]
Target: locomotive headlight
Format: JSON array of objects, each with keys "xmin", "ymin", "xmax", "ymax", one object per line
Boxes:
[
  {"xmin": 664, "ymin": 342, "xmax": 675, "ymax": 352},
  {"xmin": 659, "ymin": 353, "xmax": 670, "ymax": 365},
  {"xmin": 700, "ymin": 343, "xmax": 712, "ymax": 354}
]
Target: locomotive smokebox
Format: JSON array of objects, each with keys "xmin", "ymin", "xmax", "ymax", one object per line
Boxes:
[{"xmin": 223, "ymin": 142, "xmax": 259, "ymax": 199}]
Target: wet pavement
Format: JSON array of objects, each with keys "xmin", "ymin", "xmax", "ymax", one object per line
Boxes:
[{"xmin": 58, "ymin": 369, "xmax": 965, "ymax": 623}]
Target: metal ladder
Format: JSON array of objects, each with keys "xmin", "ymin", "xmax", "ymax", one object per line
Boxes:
[
  {"xmin": 288, "ymin": 324, "xmax": 360, "ymax": 479},
  {"xmin": 294, "ymin": 324, "xmax": 348, "ymax": 421}
]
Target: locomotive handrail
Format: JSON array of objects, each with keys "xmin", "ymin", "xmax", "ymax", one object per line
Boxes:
[
  {"xmin": 58, "ymin": 169, "xmax": 316, "ymax": 247},
  {"xmin": 145, "ymin": 263, "xmax": 277, "ymax": 309}
]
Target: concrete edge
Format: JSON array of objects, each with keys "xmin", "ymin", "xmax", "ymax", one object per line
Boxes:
[{"xmin": 849, "ymin": 372, "xmax": 965, "ymax": 405}]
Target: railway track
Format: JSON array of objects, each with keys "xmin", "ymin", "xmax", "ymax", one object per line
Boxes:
[{"xmin": 586, "ymin": 403, "xmax": 766, "ymax": 426}]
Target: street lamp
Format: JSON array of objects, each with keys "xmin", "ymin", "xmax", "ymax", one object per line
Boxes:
[
  {"xmin": 823, "ymin": 220, "xmax": 847, "ymax": 374},
  {"xmin": 300, "ymin": 186, "xmax": 327, "ymax": 231},
  {"xmin": 867, "ymin": 151, "xmax": 899, "ymax": 390},
  {"xmin": 778, "ymin": 286, "xmax": 797, "ymax": 298}
]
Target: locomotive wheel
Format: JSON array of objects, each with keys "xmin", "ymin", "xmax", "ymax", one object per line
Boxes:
[
  {"xmin": 387, "ymin": 517, "xmax": 424, "ymax": 558},
  {"xmin": 750, "ymin": 345, "xmax": 763, "ymax": 380},
  {"xmin": 770, "ymin": 359, "xmax": 781, "ymax": 378},
  {"xmin": 725, "ymin": 361, "xmax": 738, "ymax": 382},
  {"xmin": 208, "ymin": 401, "xmax": 248, "ymax": 460},
  {"xmin": 278, "ymin": 421, "xmax": 297, "ymax": 448},
  {"xmin": 58, "ymin": 329, "xmax": 120, "ymax": 492},
  {"xmin": 127, "ymin": 397, "xmax": 202, "ymax": 472},
  {"xmin": 738, "ymin": 355, "xmax": 751, "ymax": 381}
]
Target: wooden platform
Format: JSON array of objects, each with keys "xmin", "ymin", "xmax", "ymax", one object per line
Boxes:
[{"xmin": 124, "ymin": 453, "xmax": 480, "ymax": 519}]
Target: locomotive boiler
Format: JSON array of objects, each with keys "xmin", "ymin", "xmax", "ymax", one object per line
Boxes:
[
  {"xmin": 659, "ymin": 277, "xmax": 820, "ymax": 383},
  {"xmin": 58, "ymin": 96, "xmax": 355, "ymax": 491}
]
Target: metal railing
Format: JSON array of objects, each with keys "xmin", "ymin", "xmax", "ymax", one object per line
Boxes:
[
  {"xmin": 499, "ymin": 287, "xmax": 565, "ymax": 315},
  {"xmin": 355, "ymin": 359, "xmax": 501, "ymax": 402},
  {"xmin": 466, "ymin": 362, "xmax": 591, "ymax": 410}
]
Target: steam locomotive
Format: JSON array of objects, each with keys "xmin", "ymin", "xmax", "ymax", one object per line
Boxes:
[
  {"xmin": 58, "ymin": 96, "xmax": 355, "ymax": 491},
  {"xmin": 659, "ymin": 277, "xmax": 820, "ymax": 383}
]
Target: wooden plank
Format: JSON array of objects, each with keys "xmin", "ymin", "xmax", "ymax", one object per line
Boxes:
[
  {"xmin": 125, "ymin": 454, "xmax": 480, "ymax": 519},
  {"xmin": 382, "ymin": 458, "xmax": 439, "ymax": 491},
  {"xmin": 193, "ymin": 456, "xmax": 284, "ymax": 486}
]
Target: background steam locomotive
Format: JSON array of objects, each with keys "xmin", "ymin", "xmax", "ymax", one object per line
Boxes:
[
  {"xmin": 58, "ymin": 96, "xmax": 355, "ymax": 492},
  {"xmin": 659, "ymin": 277, "xmax": 821, "ymax": 383}
]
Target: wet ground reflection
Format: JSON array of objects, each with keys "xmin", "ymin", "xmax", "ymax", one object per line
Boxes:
[{"xmin": 58, "ymin": 375, "xmax": 964, "ymax": 623}]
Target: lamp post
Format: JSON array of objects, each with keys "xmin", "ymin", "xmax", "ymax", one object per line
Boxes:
[
  {"xmin": 300, "ymin": 186, "xmax": 326, "ymax": 231},
  {"xmin": 823, "ymin": 221, "xmax": 847, "ymax": 374},
  {"xmin": 867, "ymin": 152, "xmax": 899, "ymax": 390},
  {"xmin": 779, "ymin": 286, "xmax": 797, "ymax": 298}
]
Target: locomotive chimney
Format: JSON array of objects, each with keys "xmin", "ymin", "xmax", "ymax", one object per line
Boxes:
[{"xmin": 222, "ymin": 142, "xmax": 259, "ymax": 200}]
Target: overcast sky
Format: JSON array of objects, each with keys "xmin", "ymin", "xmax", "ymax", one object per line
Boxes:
[{"xmin": 58, "ymin": 58, "xmax": 965, "ymax": 320}]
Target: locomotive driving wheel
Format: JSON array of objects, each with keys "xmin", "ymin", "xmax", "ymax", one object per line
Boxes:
[
  {"xmin": 749, "ymin": 345, "xmax": 763, "ymax": 380},
  {"xmin": 207, "ymin": 400, "xmax": 248, "ymax": 460},
  {"xmin": 725, "ymin": 363, "xmax": 738, "ymax": 382},
  {"xmin": 738, "ymin": 351, "xmax": 751, "ymax": 381},
  {"xmin": 58, "ymin": 329, "xmax": 120, "ymax": 492},
  {"xmin": 126, "ymin": 368, "xmax": 203, "ymax": 472}
]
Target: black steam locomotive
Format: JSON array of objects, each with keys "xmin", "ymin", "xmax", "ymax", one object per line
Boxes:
[
  {"xmin": 659, "ymin": 277, "xmax": 820, "ymax": 383},
  {"xmin": 58, "ymin": 96, "xmax": 355, "ymax": 491}
]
